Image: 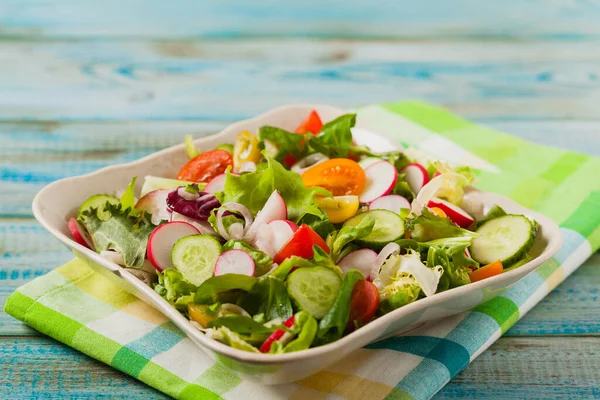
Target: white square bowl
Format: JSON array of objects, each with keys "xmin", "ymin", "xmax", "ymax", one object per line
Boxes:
[{"xmin": 32, "ymin": 104, "xmax": 562, "ymax": 384}]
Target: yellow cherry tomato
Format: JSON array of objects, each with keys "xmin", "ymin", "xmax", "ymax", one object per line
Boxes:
[
  {"xmin": 188, "ymin": 304, "xmax": 218, "ymax": 328},
  {"xmin": 233, "ymin": 130, "xmax": 261, "ymax": 171},
  {"xmin": 429, "ymin": 207, "xmax": 447, "ymax": 218},
  {"xmin": 316, "ymin": 195, "xmax": 360, "ymax": 224}
]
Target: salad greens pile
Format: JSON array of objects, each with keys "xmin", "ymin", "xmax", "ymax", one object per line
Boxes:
[{"xmin": 68, "ymin": 109, "xmax": 539, "ymax": 354}]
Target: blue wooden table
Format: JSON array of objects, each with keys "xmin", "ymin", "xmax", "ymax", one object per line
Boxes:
[{"xmin": 2, "ymin": 1, "xmax": 600, "ymax": 398}]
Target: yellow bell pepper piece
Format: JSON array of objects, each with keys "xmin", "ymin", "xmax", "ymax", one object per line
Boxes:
[{"xmin": 233, "ymin": 130, "xmax": 261, "ymax": 172}]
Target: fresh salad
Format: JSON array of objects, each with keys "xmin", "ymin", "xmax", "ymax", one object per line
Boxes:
[{"xmin": 68, "ymin": 110, "xmax": 538, "ymax": 354}]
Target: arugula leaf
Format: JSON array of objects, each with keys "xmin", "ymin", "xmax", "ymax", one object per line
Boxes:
[
  {"xmin": 239, "ymin": 276, "xmax": 293, "ymax": 322},
  {"xmin": 223, "ymin": 240, "xmax": 273, "ymax": 276},
  {"xmin": 406, "ymin": 208, "xmax": 477, "ymax": 242},
  {"xmin": 154, "ymin": 269, "xmax": 197, "ymax": 311},
  {"xmin": 80, "ymin": 203, "xmax": 156, "ymax": 268},
  {"xmin": 120, "ymin": 176, "xmax": 137, "ymax": 211},
  {"xmin": 258, "ymin": 126, "xmax": 306, "ymax": 162},
  {"xmin": 308, "ymin": 114, "xmax": 355, "ymax": 158},
  {"xmin": 268, "ymin": 311, "xmax": 318, "ymax": 354},
  {"xmin": 311, "ymin": 246, "xmax": 344, "ymax": 277},
  {"xmin": 216, "ymin": 156, "xmax": 330, "ymax": 222},
  {"xmin": 194, "ymin": 274, "xmax": 258, "ymax": 304},
  {"xmin": 329, "ymin": 214, "xmax": 375, "ymax": 261},
  {"xmin": 207, "ymin": 315, "xmax": 276, "ymax": 335}
]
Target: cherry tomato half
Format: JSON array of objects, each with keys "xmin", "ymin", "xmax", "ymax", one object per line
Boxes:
[
  {"xmin": 177, "ymin": 149, "xmax": 233, "ymax": 183},
  {"xmin": 301, "ymin": 158, "xmax": 366, "ymax": 196},
  {"xmin": 347, "ymin": 280, "xmax": 380, "ymax": 331}
]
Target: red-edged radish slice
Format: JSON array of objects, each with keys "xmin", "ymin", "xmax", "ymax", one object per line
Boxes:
[
  {"xmin": 359, "ymin": 161, "xmax": 398, "ymax": 203},
  {"xmin": 246, "ymin": 190, "xmax": 287, "ymax": 240},
  {"xmin": 401, "ymin": 163, "xmax": 429, "ymax": 194},
  {"xmin": 135, "ymin": 189, "xmax": 171, "ymax": 224},
  {"xmin": 68, "ymin": 217, "xmax": 94, "ymax": 249},
  {"xmin": 338, "ymin": 249, "xmax": 378, "ymax": 278},
  {"xmin": 260, "ymin": 315, "xmax": 296, "ymax": 353},
  {"xmin": 204, "ymin": 174, "xmax": 227, "ymax": 193},
  {"xmin": 268, "ymin": 220, "xmax": 299, "ymax": 253},
  {"xmin": 428, "ymin": 197, "xmax": 475, "ymax": 228},
  {"xmin": 369, "ymin": 195, "xmax": 411, "ymax": 214},
  {"xmin": 214, "ymin": 250, "xmax": 255, "ymax": 277},
  {"xmin": 147, "ymin": 222, "xmax": 200, "ymax": 271},
  {"xmin": 358, "ymin": 157, "xmax": 381, "ymax": 170}
]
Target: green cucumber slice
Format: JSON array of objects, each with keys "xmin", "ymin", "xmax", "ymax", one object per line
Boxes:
[
  {"xmin": 171, "ymin": 234, "xmax": 222, "ymax": 286},
  {"xmin": 343, "ymin": 209, "xmax": 405, "ymax": 250},
  {"xmin": 78, "ymin": 194, "xmax": 120, "ymax": 221},
  {"xmin": 469, "ymin": 214, "xmax": 536, "ymax": 266},
  {"xmin": 140, "ymin": 176, "xmax": 201, "ymax": 197},
  {"xmin": 286, "ymin": 267, "xmax": 341, "ymax": 319}
]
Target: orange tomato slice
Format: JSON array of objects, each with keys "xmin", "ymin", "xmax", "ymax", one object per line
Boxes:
[
  {"xmin": 469, "ymin": 260, "xmax": 503, "ymax": 283},
  {"xmin": 301, "ymin": 158, "xmax": 366, "ymax": 196}
]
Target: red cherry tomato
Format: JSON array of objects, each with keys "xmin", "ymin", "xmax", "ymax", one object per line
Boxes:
[
  {"xmin": 295, "ymin": 110, "xmax": 323, "ymax": 135},
  {"xmin": 177, "ymin": 150, "xmax": 233, "ymax": 183},
  {"xmin": 273, "ymin": 224, "xmax": 329, "ymax": 264},
  {"xmin": 347, "ymin": 280, "xmax": 380, "ymax": 331},
  {"xmin": 259, "ymin": 315, "xmax": 296, "ymax": 353}
]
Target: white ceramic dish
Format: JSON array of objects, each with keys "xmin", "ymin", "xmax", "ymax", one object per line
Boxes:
[{"xmin": 32, "ymin": 104, "xmax": 562, "ymax": 384}]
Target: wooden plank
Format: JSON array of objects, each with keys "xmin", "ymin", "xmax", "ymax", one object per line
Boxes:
[
  {"xmin": 0, "ymin": 336, "xmax": 168, "ymax": 399},
  {"xmin": 435, "ymin": 337, "xmax": 600, "ymax": 399},
  {"xmin": 1, "ymin": 336, "xmax": 598, "ymax": 399},
  {"xmin": 2, "ymin": 217, "xmax": 600, "ymax": 336},
  {"xmin": 1, "ymin": 0, "xmax": 600, "ymax": 40},
  {"xmin": 0, "ymin": 40, "xmax": 600, "ymax": 121}
]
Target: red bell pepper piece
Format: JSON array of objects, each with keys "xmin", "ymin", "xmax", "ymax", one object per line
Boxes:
[{"xmin": 259, "ymin": 315, "xmax": 296, "ymax": 353}]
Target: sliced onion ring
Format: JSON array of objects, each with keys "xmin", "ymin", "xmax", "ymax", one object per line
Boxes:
[
  {"xmin": 219, "ymin": 303, "xmax": 251, "ymax": 318},
  {"xmin": 291, "ymin": 153, "xmax": 329, "ymax": 174},
  {"xmin": 177, "ymin": 187, "xmax": 200, "ymax": 201},
  {"xmin": 216, "ymin": 202, "xmax": 255, "ymax": 240},
  {"xmin": 371, "ymin": 242, "xmax": 400, "ymax": 281}
]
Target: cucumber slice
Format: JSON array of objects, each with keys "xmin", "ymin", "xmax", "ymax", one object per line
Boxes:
[
  {"xmin": 287, "ymin": 267, "xmax": 341, "ymax": 319},
  {"xmin": 469, "ymin": 215, "xmax": 535, "ymax": 266},
  {"xmin": 171, "ymin": 234, "xmax": 222, "ymax": 286},
  {"xmin": 78, "ymin": 194, "xmax": 120, "ymax": 221},
  {"xmin": 140, "ymin": 176, "xmax": 201, "ymax": 197},
  {"xmin": 343, "ymin": 209, "xmax": 405, "ymax": 250}
]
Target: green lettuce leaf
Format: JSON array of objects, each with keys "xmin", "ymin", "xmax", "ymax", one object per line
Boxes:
[
  {"xmin": 80, "ymin": 203, "xmax": 156, "ymax": 268},
  {"xmin": 426, "ymin": 246, "xmax": 471, "ymax": 289},
  {"xmin": 154, "ymin": 269, "xmax": 197, "ymax": 311},
  {"xmin": 317, "ymin": 269, "xmax": 365, "ymax": 345},
  {"xmin": 476, "ymin": 204, "xmax": 507, "ymax": 227},
  {"xmin": 206, "ymin": 326, "xmax": 260, "ymax": 353},
  {"xmin": 120, "ymin": 176, "xmax": 137, "ymax": 210},
  {"xmin": 194, "ymin": 274, "xmax": 258, "ymax": 304},
  {"xmin": 269, "ymin": 256, "xmax": 317, "ymax": 280},
  {"xmin": 406, "ymin": 208, "xmax": 477, "ymax": 242},
  {"xmin": 238, "ymin": 275, "xmax": 293, "ymax": 322},
  {"xmin": 329, "ymin": 214, "xmax": 375, "ymax": 261},
  {"xmin": 379, "ymin": 284, "xmax": 421, "ymax": 314},
  {"xmin": 297, "ymin": 213, "xmax": 335, "ymax": 240},
  {"xmin": 269, "ymin": 311, "xmax": 318, "ymax": 354},
  {"xmin": 207, "ymin": 315, "xmax": 276, "ymax": 335},
  {"xmin": 258, "ymin": 126, "xmax": 306, "ymax": 162},
  {"xmin": 307, "ymin": 114, "xmax": 355, "ymax": 158},
  {"xmin": 223, "ymin": 240, "xmax": 273, "ymax": 276},
  {"xmin": 216, "ymin": 156, "xmax": 330, "ymax": 222},
  {"xmin": 311, "ymin": 246, "xmax": 344, "ymax": 277}
]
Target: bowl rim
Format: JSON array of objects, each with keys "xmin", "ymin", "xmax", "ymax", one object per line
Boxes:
[{"xmin": 32, "ymin": 103, "xmax": 563, "ymax": 364}]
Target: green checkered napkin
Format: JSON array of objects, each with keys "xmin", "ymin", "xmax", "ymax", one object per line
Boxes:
[{"xmin": 6, "ymin": 101, "xmax": 600, "ymax": 400}]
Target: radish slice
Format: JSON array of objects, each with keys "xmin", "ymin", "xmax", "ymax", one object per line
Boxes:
[
  {"xmin": 369, "ymin": 195, "xmax": 411, "ymax": 214},
  {"xmin": 358, "ymin": 157, "xmax": 381, "ymax": 170},
  {"xmin": 170, "ymin": 211, "xmax": 216, "ymax": 235},
  {"xmin": 401, "ymin": 163, "xmax": 430, "ymax": 195},
  {"xmin": 268, "ymin": 220, "xmax": 299, "ymax": 253},
  {"xmin": 428, "ymin": 197, "xmax": 475, "ymax": 228},
  {"xmin": 135, "ymin": 189, "xmax": 171, "ymax": 225},
  {"xmin": 204, "ymin": 174, "xmax": 227, "ymax": 193},
  {"xmin": 147, "ymin": 222, "xmax": 200, "ymax": 271},
  {"xmin": 246, "ymin": 190, "xmax": 287, "ymax": 240},
  {"xmin": 359, "ymin": 161, "xmax": 398, "ymax": 203},
  {"xmin": 214, "ymin": 250, "xmax": 255, "ymax": 277},
  {"xmin": 338, "ymin": 249, "xmax": 378, "ymax": 277},
  {"xmin": 68, "ymin": 217, "xmax": 94, "ymax": 249}
]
